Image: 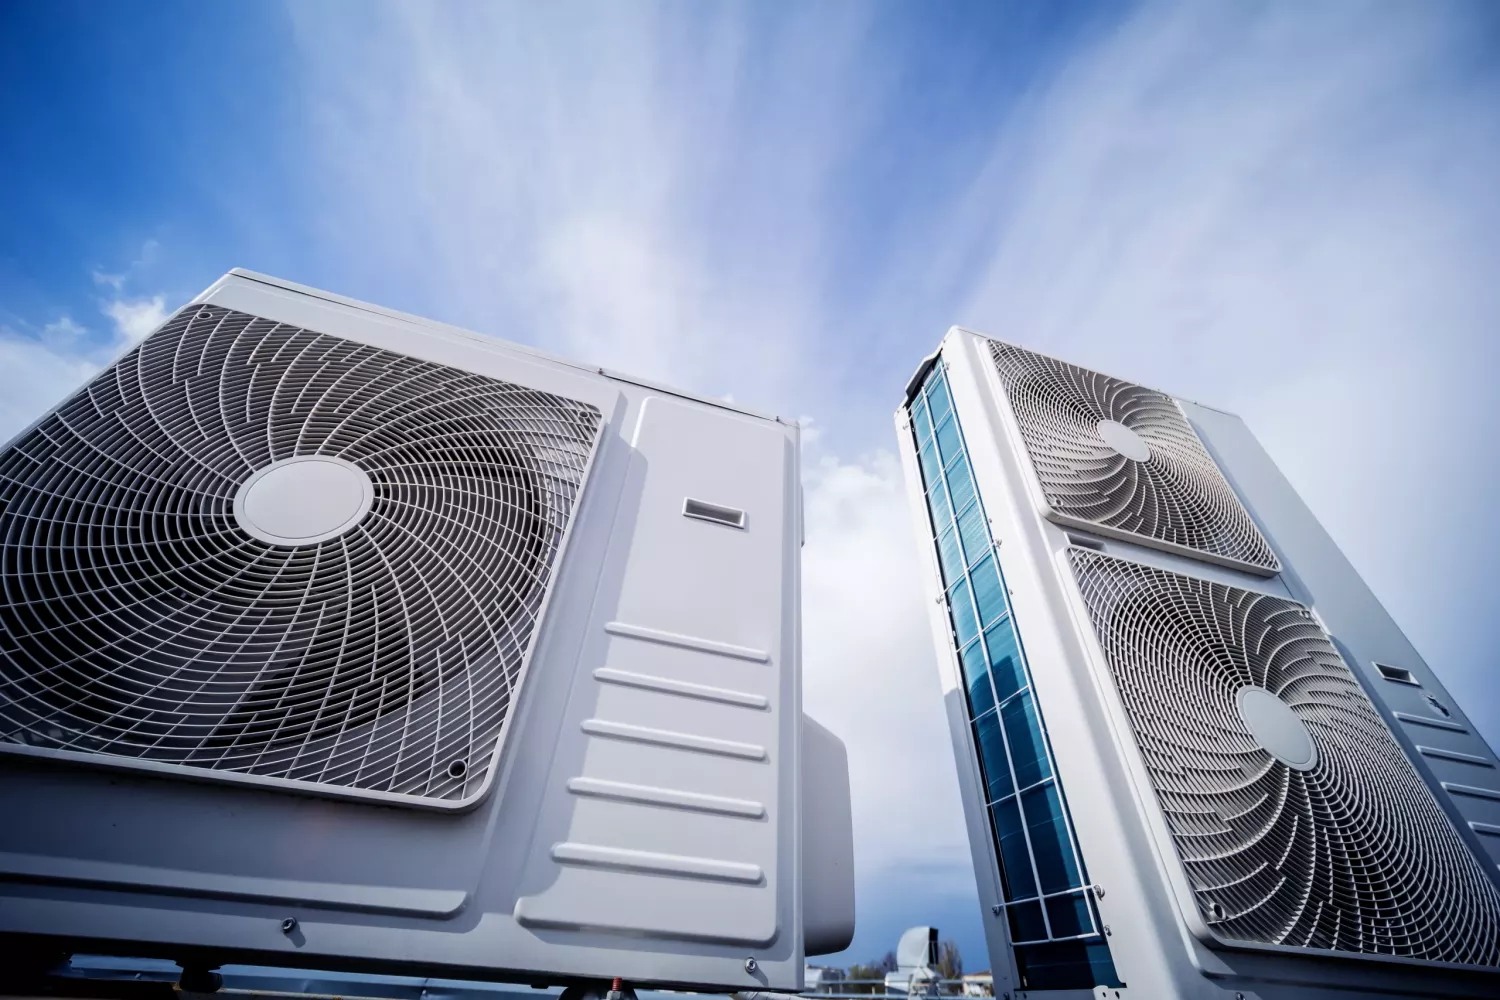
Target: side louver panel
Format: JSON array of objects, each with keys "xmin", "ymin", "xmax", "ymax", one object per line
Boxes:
[
  {"xmin": 1066, "ymin": 548, "xmax": 1500, "ymax": 967},
  {"xmin": 0, "ymin": 304, "xmax": 602, "ymax": 807},
  {"xmin": 987, "ymin": 340, "xmax": 1280, "ymax": 576}
]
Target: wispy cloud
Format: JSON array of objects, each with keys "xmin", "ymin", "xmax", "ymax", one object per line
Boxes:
[
  {"xmin": 41, "ymin": 314, "xmax": 88, "ymax": 346},
  {"xmin": 101, "ymin": 295, "xmax": 168, "ymax": 346},
  {"xmin": 90, "ymin": 238, "xmax": 159, "ymax": 295},
  {"xmin": 1, "ymin": 240, "xmax": 175, "ymax": 444},
  {"xmin": 0, "ymin": 325, "xmax": 101, "ymax": 444}
]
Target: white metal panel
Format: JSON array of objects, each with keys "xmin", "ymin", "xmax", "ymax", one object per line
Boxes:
[
  {"xmin": 800, "ymin": 714, "xmax": 855, "ymax": 957},
  {"xmin": 515, "ymin": 395, "xmax": 794, "ymax": 953}
]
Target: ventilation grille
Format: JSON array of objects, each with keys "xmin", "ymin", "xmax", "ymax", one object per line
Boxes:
[
  {"xmin": 0, "ymin": 304, "xmax": 602, "ymax": 805},
  {"xmin": 1067, "ymin": 548, "xmax": 1500, "ymax": 966},
  {"xmin": 987, "ymin": 340, "xmax": 1279, "ymax": 575}
]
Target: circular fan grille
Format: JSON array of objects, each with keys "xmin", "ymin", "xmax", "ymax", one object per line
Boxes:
[
  {"xmin": 1067, "ymin": 548, "xmax": 1500, "ymax": 966},
  {"xmin": 0, "ymin": 304, "xmax": 601, "ymax": 804},
  {"xmin": 987, "ymin": 340, "xmax": 1279, "ymax": 574}
]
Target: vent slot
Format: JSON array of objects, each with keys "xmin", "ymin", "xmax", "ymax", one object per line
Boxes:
[
  {"xmin": 1066, "ymin": 533, "xmax": 1106, "ymax": 552},
  {"xmin": 683, "ymin": 498, "xmax": 746, "ymax": 529},
  {"xmin": 1376, "ymin": 663, "xmax": 1419, "ymax": 686}
]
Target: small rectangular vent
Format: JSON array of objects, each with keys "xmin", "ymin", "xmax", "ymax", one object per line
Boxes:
[
  {"xmin": 1376, "ymin": 663, "xmax": 1419, "ymax": 686},
  {"xmin": 1066, "ymin": 533, "xmax": 1106, "ymax": 552},
  {"xmin": 683, "ymin": 498, "xmax": 746, "ymax": 529}
]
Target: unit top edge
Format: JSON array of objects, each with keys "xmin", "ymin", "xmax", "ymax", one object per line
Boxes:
[
  {"xmin": 209, "ymin": 269, "xmax": 791, "ymax": 427},
  {"xmin": 906, "ymin": 324, "xmax": 1243, "ymax": 421}
]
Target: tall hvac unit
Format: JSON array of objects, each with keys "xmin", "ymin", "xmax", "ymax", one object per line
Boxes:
[
  {"xmin": 895, "ymin": 328, "xmax": 1500, "ymax": 999},
  {"xmin": 0, "ymin": 270, "xmax": 854, "ymax": 991}
]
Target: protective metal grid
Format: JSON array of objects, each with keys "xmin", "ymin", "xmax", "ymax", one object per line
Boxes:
[
  {"xmin": 0, "ymin": 304, "xmax": 602, "ymax": 804},
  {"xmin": 1067, "ymin": 548, "xmax": 1500, "ymax": 966},
  {"xmin": 987, "ymin": 340, "xmax": 1279, "ymax": 574}
]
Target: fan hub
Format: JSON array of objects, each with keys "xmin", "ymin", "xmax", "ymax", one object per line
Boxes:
[
  {"xmin": 1236, "ymin": 686, "xmax": 1318, "ymax": 771},
  {"xmin": 1096, "ymin": 419, "xmax": 1151, "ymax": 462},
  {"xmin": 233, "ymin": 456, "xmax": 374, "ymax": 546}
]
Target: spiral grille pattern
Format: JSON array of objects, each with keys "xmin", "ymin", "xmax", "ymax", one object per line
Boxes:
[
  {"xmin": 987, "ymin": 340, "xmax": 1279, "ymax": 575},
  {"xmin": 0, "ymin": 304, "xmax": 601, "ymax": 805},
  {"xmin": 1068, "ymin": 548, "xmax": 1500, "ymax": 966}
]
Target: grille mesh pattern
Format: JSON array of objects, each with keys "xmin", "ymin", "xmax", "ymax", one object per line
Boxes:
[
  {"xmin": 1068, "ymin": 548, "xmax": 1500, "ymax": 966},
  {"xmin": 0, "ymin": 305, "xmax": 601, "ymax": 804},
  {"xmin": 987, "ymin": 340, "xmax": 1279, "ymax": 574}
]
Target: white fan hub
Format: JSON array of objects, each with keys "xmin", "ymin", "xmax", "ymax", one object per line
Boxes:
[
  {"xmin": 1235, "ymin": 686, "xmax": 1318, "ymax": 771},
  {"xmin": 233, "ymin": 456, "xmax": 374, "ymax": 546},
  {"xmin": 1096, "ymin": 419, "xmax": 1151, "ymax": 462}
]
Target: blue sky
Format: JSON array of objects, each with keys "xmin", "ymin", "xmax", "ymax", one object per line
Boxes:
[{"xmin": 3, "ymin": 0, "xmax": 1500, "ymax": 975}]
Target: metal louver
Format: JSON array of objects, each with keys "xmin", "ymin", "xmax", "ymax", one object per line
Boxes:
[
  {"xmin": 987, "ymin": 340, "xmax": 1279, "ymax": 576},
  {"xmin": 0, "ymin": 304, "xmax": 602, "ymax": 806},
  {"xmin": 1067, "ymin": 548, "xmax": 1500, "ymax": 967}
]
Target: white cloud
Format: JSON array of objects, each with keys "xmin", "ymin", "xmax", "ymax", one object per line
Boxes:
[
  {"xmin": 91, "ymin": 239, "xmax": 160, "ymax": 294},
  {"xmin": 282, "ymin": 1, "xmax": 896, "ymax": 418},
  {"xmin": 41, "ymin": 315, "xmax": 87, "ymax": 346},
  {"xmin": 102, "ymin": 295, "xmax": 168, "ymax": 346},
  {"xmin": 802, "ymin": 448, "xmax": 974, "ymax": 885},
  {"xmin": 0, "ymin": 328, "xmax": 100, "ymax": 443},
  {"xmin": 2, "ymin": 257, "xmax": 174, "ymax": 443}
]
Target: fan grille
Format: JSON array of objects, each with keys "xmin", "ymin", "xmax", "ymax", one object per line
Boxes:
[
  {"xmin": 1068, "ymin": 548, "xmax": 1500, "ymax": 966},
  {"xmin": 0, "ymin": 304, "xmax": 601, "ymax": 804},
  {"xmin": 987, "ymin": 340, "xmax": 1279, "ymax": 574}
]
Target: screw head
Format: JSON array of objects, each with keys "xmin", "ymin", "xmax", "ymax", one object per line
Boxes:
[
  {"xmin": 991, "ymin": 904, "xmax": 1003, "ymax": 915},
  {"xmin": 1103, "ymin": 924, "xmax": 1112, "ymax": 936},
  {"xmin": 744, "ymin": 957, "xmax": 758, "ymax": 974},
  {"xmin": 1092, "ymin": 883, "xmax": 1105, "ymax": 899},
  {"xmin": 281, "ymin": 917, "xmax": 298, "ymax": 934}
]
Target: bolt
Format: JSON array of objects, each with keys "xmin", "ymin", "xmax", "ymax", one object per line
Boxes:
[
  {"xmin": 1236, "ymin": 994, "xmax": 1245, "ymax": 1000},
  {"xmin": 281, "ymin": 917, "xmax": 297, "ymax": 935},
  {"xmin": 744, "ymin": 957, "xmax": 758, "ymax": 974},
  {"xmin": 1092, "ymin": 883, "xmax": 1105, "ymax": 898},
  {"xmin": 991, "ymin": 904, "xmax": 1003, "ymax": 915},
  {"xmin": 1103, "ymin": 925, "xmax": 1111, "ymax": 936}
]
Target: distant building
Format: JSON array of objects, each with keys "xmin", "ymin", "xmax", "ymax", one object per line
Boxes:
[
  {"xmin": 805, "ymin": 965, "xmax": 845, "ymax": 994},
  {"xmin": 960, "ymin": 972, "xmax": 992, "ymax": 997}
]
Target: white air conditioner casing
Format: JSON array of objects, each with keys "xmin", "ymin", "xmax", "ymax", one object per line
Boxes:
[
  {"xmin": 0, "ymin": 270, "xmax": 853, "ymax": 990},
  {"xmin": 895, "ymin": 327, "xmax": 1500, "ymax": 999}
]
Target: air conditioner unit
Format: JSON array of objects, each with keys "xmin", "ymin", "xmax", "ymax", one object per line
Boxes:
[
  {"xmin": 0, "ymin": 270, "xmax": 854, "ymax": 992},
  {"xmin": 895, "ymin": 329, "xmax": 1500, "ymax": 998}
]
